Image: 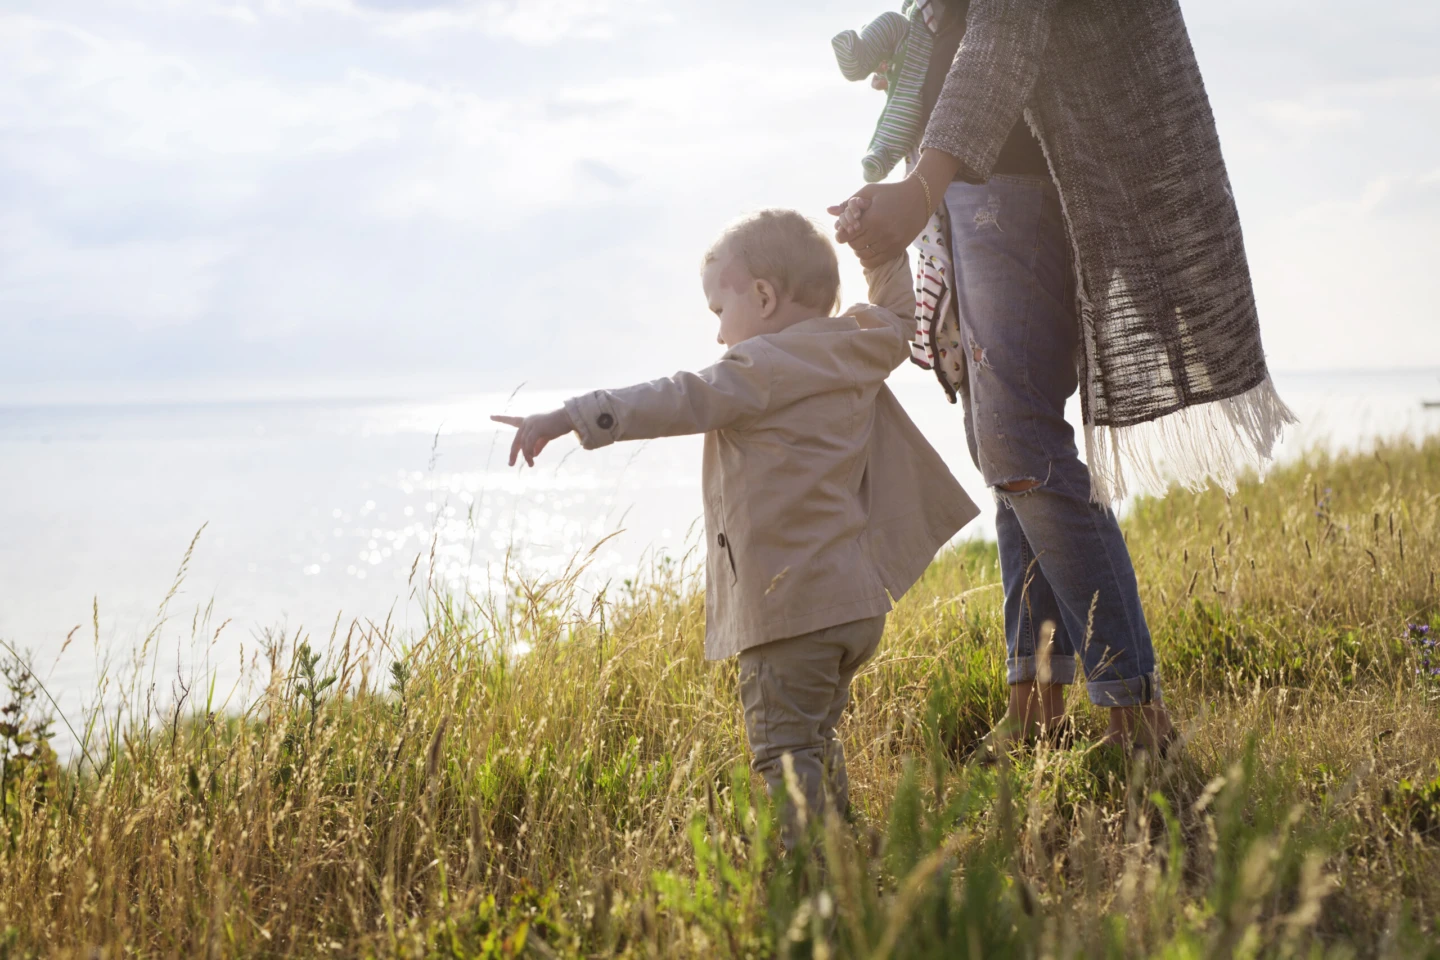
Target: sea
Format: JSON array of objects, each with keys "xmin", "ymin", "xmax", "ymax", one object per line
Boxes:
[{"xmin": 3, "ymin": 366, "xmax": 1437, "ymax": 757}]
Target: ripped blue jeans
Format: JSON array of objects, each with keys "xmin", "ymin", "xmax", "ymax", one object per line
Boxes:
[{"xmin": 946, "ymin": 174, "xmax": 1160, "ymax": 708}]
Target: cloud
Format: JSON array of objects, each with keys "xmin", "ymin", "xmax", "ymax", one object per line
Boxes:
[
  {"xmin": 1337, "ymin": 74, "xmax": 1440, "ymax": 100},
  {"xmin": 366, "ymin": 62, "xmax": 849, "ymax": 224},
  {"xmin": 3, "ymin": 0, "xmax": 1433, "ymax": 389},
  {"xmin": 351, "ymin": 0, "xmax": 465, "ymax": 8},
  {"xmin": 1244, "ymin": 74, "xmax": 1440, "ymax": 142},
  {"xmin": 370, "ymin": 0, "xmax": 668, "ymax": 43},
  {"xmin": 0, "ymin": 2, "xmax": 882, "ymax": 388},
  {"xmin": 1289, "ymin": 170, "xmax": 1440, "ymax": 227},
  {"xmin": 0, "ymin": 10, "xmax": 837, "ymax": 228},
  {"xmin": 0, "ymin": 16, "xmax": 451, "ymax": 164},
  {"xmin": 576, "ymin": 158, "xmax": 630, "ymax": 189},
  {"xmin": 1290, "ymin": 175, "xmax": 1399, "ymax": 225},
  {"xmin": 0, "ymin": 214, "xmax": 233, "ymax": 330},
  {"xmin": 115, "ymin": 0, "xmax": 669, "ymax": 43},
  {"xmin": 1251, "ymin": 99, "xmax": 1360, "ymax": 133}
]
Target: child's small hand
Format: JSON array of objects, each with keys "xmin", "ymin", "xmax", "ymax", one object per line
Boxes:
[
  {"xmin": 840, "ymin": 196, "xmax": 868, "ymax": 234},
  {"xmin": 490, "ymin": 408, "xmax": 574, "ymax": 467},
  {"xmin": 827, "ymin": 194, "xmax": 871, "ymax": 244}
]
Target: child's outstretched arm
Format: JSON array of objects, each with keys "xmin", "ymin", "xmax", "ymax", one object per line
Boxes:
[{"xmin": 491, "ymin": 345, "xmax": 775, "ymax": 466}]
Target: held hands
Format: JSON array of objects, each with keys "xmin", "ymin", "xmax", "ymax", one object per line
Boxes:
[
  {"xmin": 490, "ymin": 408, "xmax": 574, "ymax": 467},
  {"xmin": 826, "ymin": 178, "xmax": 931, "ymax": 269}
]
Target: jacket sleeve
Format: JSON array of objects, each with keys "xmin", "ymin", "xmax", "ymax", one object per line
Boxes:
[
  {"xmin": 919, "ymin": 0, "xmax": 1058, "ymax": 183},
  {"xmin": 862, "ymin": 254, "xmax": 915, "ymax": 324},
  {"xmin": 563, "ymin": 345, "xmax": 772, "ymax": 450},
  {"xmin": 840, "ymin": 254, "xmax": 914, "ymax": 370}
]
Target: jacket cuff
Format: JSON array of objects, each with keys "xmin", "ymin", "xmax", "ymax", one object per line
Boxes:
[{"xmin": 563, "ymin": 391, "xmax": 620, "ymax": 450}]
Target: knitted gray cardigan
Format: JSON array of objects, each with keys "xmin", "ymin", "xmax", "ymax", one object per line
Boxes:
[{"xmin": 922, "ymin": 0, "xmax": 1294, "ymax": 501}]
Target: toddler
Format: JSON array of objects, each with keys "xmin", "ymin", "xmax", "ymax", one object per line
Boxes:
[{"xmin": 493, "ymin": 209, "xmax": 977, "ymax": 837}]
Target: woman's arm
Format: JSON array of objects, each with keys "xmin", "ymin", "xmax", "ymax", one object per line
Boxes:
[
  {"xmin": 831, "ymin": 0, "xmax": 1059, "ymax": 267},
  {"xmin": 829, "ymin": 149, "xmax": 961, "ymax": 269},
  {"xmin": 921, "ymin": 0, "xmax": 1058, "ymax": 182}
]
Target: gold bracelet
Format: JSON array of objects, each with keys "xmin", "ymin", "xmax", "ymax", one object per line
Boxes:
[{"xmin": 913, "ymin": 171, "xmax": 933, "ymax": 212}]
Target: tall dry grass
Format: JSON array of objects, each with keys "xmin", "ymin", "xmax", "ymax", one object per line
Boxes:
[{"xmin": 0, "ymin": 438, "xmax": 1437, "ymax": 958}]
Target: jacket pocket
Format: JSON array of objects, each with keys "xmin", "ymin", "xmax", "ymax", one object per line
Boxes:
[{"xmin": 716, "ymin": 531, "xmax": 737, "ymax": 584}]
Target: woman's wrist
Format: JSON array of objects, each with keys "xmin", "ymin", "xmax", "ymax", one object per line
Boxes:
[
  {"xmin": 911, "ymin": 171, "xmax": 933, "ymax": 215},
  {"xmin": 909, "ymin": 149, "xmax": 962, "ymax": 213}
]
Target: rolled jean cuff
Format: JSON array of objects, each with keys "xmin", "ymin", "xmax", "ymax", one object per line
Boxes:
[
  {"xmin": 1086, "ymin": 671, "xmax": 1161, "ymax": 708},
  {"xmin": 1006, "ymin": 653, "xmax": 1078, "ymax": 686}
]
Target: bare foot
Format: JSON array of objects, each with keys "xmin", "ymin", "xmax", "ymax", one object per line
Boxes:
[
  {"xmin": 1101, "ymin": 701, "xmax": 1175, "ymax": 750},
  {"xmin": 1007, "ymin": 680, "xmax": 1067, "ymax": 740},
  {"xmin": 975, "ymin": 682, "xmax": 1070, "ymax": 762}
]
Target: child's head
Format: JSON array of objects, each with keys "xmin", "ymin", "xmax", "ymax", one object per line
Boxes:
[{"xmin": 701, "ymin": 209, "xmax": 841, "ymax": 347}]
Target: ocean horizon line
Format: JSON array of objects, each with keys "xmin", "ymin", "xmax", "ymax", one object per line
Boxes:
[{"xmin": 3, "ymin": 365, "xmax": 1438, "ymax": 411}]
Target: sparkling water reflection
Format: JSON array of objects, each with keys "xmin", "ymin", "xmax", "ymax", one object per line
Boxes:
[{"xmin": 0, "ymin": 368, "xmax": 1435, "ymax": 757}]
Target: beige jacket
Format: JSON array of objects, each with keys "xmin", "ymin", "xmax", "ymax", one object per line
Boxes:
[{"xmin": 565, "ymin": 257, "xmax": 978, "ymax": 660}]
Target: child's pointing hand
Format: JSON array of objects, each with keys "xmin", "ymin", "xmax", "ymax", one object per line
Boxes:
[{"xmin": 490, "ymin": 409, "xmax": 574, "ymax": 467}]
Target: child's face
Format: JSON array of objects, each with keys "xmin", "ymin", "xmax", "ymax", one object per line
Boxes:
[{"xmin": 702, "ymin": 248, "xmax": 775, "ymax": 348}]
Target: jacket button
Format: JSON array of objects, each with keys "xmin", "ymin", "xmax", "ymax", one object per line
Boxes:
[
  {"xmin": 596, "ymin": 413, "xmax": 614, "ymax": 430},
  {"xmin": 716, "ymin": 533, "xmax": 727, "ymax": 548}
]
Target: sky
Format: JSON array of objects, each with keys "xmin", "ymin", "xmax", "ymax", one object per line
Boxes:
[{"xmin": 1, "ymin": 0, "xmax": 1437, "ymax": 403}]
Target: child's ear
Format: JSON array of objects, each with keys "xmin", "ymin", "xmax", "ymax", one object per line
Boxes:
[{"xmin": 755, "ymin": 279, "xmax": 778, "ymax": 318}]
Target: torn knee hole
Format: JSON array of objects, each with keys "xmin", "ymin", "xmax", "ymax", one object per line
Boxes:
[
  {"xmin": 998, "ymin": 479, "xmax": 1041, "ymax": 494},
  {"xmin": 967, "ymin": 335, "xmax": 993, "ymax": 369}
]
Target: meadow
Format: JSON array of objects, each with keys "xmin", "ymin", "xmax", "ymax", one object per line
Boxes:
[{"xmin": 1, "ymin": 437, "xmax": 1438, "ymax": 958}]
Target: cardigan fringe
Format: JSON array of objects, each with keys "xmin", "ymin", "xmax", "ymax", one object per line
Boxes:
[{"xmin": 1084, "ymin": 377, "xmax": 1297, "ymax": 503}]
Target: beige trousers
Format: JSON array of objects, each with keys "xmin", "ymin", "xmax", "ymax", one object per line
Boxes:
[{"xmin": 738, "ymin": 614, "xmax": 886, "ymax": 839}]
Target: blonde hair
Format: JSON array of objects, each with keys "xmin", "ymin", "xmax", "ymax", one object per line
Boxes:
[{"xmin": 703, "ymin": 209, "xmax": 841, "ymax": 315}]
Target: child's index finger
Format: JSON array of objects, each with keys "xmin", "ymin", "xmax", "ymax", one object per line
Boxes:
[{"xmin": 490, "ymin": 415, "xmax": 523, "ymax": 428}]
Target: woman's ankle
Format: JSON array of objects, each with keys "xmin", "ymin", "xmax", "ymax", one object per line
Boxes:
[
  {"xmin": 1005, "ymin": 681, "xmax": 1067, "ymax": 738},
  {"xmin": 1103, "ymin": 702, "xmax": 1172, "ymax": 746}
]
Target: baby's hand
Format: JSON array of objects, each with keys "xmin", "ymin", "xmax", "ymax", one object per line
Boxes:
[
  {"xmin": 490, "ymin": 408, "xmax": 574, "ymax": 467},
  {"xmin": 840, "ymin": 196, "xmax": 867, "ymax": 233},
  {"xmin": 826, "ymin": 194, "xmax": 870, "ymax": 245}
]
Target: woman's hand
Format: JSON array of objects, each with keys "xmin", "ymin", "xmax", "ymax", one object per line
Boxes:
[
  {"xmin": 827, "ymin": 148, "xmax": 963, "ymax": 268},
  {"xmin": 490, "ymin": 409, "xmax": 574, "ymax": 467},
  {"xmin": 827, "ymin": 181, "xmax": 930, "ymax": 268}
]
